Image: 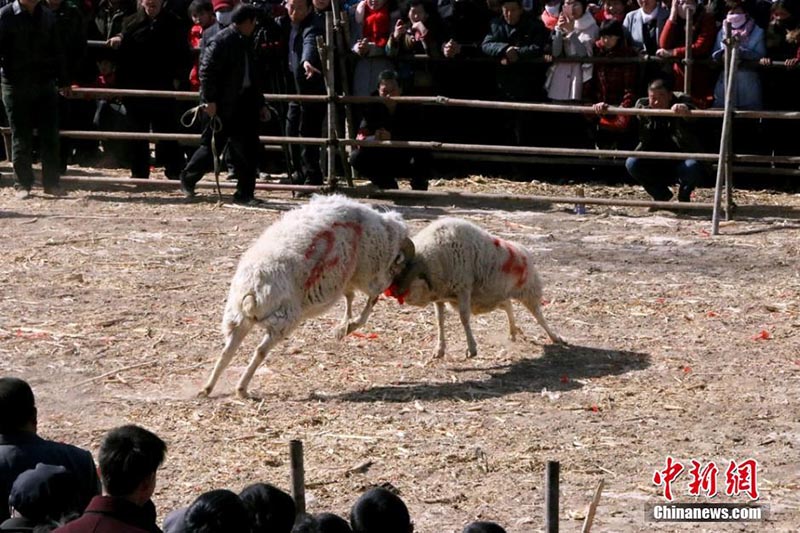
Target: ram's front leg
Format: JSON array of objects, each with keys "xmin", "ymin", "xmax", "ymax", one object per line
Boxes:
[{"xmin": 335, "ymin": 294, "xmax": 379, "ymax": 339}]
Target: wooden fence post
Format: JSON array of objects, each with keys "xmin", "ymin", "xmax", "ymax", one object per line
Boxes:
[
  {"xmin": 290, "ymin": 440, "xmax": 306, "ymax": 516},
  {"xmin": 545, "ymin": 461, "xmax": 559, "ymax": 533}
]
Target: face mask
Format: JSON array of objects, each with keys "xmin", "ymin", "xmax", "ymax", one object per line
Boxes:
[
  {"xmin": 545, "ymin": 4, "xmax": 560, "ymax": 15},
  {"xmin": 216, "ymin": 10, "xmax": 233, "ymax": 25},
  {"xmin": 726, "ymin": 12, "xmax": 747, "ymax": 28}
]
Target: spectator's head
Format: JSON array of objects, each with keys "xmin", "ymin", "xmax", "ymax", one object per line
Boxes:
[
  {"xmin": 313, "ymin": 0, "xmax": 331, "ymax": 12},
  {"xmin": 189, "ymin": 0, "xmax": 215, "ymax": 28},
  {"xmin": 377, "ymin": 70, "xmax": 402, "ymax": 97},
  {"xmin": 293, "ymin": 513, "xmax": 353, "ymax": 533},
  {"xmin": 770, "ymin": 0, "xmax": 797, "ymax": 27},
  {"xmin": 316, "ymin": 513, "xmax": 353, "ymax": 533},
  {"xmin": 0, "ymin": 377, "xmax": 37, "ymax": 434},
  {"xmin": 562, "ymin": 0, "xmax": 586, "ymax": 19},
  {"xmin": 598, "ymin": 19, "xmax": 624, "ymax": 49},
  {"xmin": 8, "ymin": 464, "xmax": 79, "ymax": 524},
  {"xmin": 637, "ymin": 0, "xmax": 657, "ymax": 13},
  {"xmin": 487, "ymin": 0, "xmax": 502, "ymax": 15},
  {"xmin": 239, "ymin": 483, "xmax": 296, "ymax": 533},
  {"xmin": 676, "ymin": 0, "xmax": 699, "ymax": 19},
  {"xmin": 350, "ymin": 487, "xmax": 413, "ymax": 533},
  {"xmin": 212, "ymin": 0, "xmax": 241, "ymax": 25},
  {"xmin": 408, "ymin": 0, "xmax": 429, "ymax": 23},
  {"xmin": 231, "ymin": 3, "xmax": 261, "ymax": 36},
  {"xmin": 543, "ymin": 0, "xmax": 561, "ymax": 17},
  {"xmin": 98, "ymin": 425, "xmax": 166, "ymax": 506},
  {"xmin": 140, "ymin": 0, "xmax": 164, "ymax": 18},
  {"xmin": 602, "ymin": 0, "xmax": 626, "ymax": 19},
  {"xmin": 287, "ymin": 0, "xmax": 312, "ymax": 24},
  {"xmin": 183, "ymin": 489, "xmax": 252, "ymax": 533},
  {"xmin": 463, "ymin": 522, "xmax": 507, "ymax": 533},
  {"xmin": 647, "ymin": 79, "xmax": 673, "ymax": 109},
  {"xmin": 501, "ymin": 0, "xmax": 523, "ymax": 25},
  {"xmin": 45, "ymin": 0, "xmax": 63, "ymax": 11},
  {"xmin": 724, "ymin": 1, "xmax": 749, "ymax": 27}
]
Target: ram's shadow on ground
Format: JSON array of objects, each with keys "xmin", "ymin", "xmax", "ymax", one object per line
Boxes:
[{"xmin": 328, "ymin": 344, "xmax": 650, "ymax": 403}]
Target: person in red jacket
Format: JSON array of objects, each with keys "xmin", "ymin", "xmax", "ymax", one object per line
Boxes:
[
  {"xmin": 656, "ymin": 0, "xmax": 716, "ymax": 107},
  {"xmin": 589, "ymin": 19, "xmax": 638, "ymax": 148},
  {"xmin": 54, "ymin": 425, "xmax": 166, "ymax": 533},
  {"xmin": 188, "ymin": 0, "xmax": 215, "ymax": 91}
]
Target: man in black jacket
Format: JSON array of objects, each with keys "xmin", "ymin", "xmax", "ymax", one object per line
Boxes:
[
  {"xmin": 0, "ymin": 0, "xmax": 69, "ymax": 198},
  {"xmin": 0, "ymin": 377, "xmax": 100, "ymax": 522},
  {"xmin": 281, "ymin": 0, "xmax": 324, "ymax": 185},
  {"xmin": 180, "ymin": 4, "xmax": 272, "ymax": 205},
  {"xmin": 110, "ymin": 0, "xmax": 191, "ymax": 179}
]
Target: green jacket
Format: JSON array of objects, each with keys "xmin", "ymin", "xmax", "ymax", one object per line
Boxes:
[{"xmin": 633, "ymin": 92, "xmax": 704, "ymax": 153}]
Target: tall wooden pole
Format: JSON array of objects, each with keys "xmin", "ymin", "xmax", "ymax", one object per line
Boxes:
[
  {"xmin": 683, "ymin": 6, "xmax": 694, "ymax": 95},
  {"xmin": 712, "ymin": 26, "xmax": 738, "ymax": 235}
]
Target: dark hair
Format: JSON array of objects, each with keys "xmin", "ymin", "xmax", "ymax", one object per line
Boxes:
[
  {"xmin": 500, "ymin": 0, "xmax": 523, "ymax": 5},
  {"xmin": 569, "ymin": 0, "xmax": 588, "ymax": 11},
  {"xmin": 184, "ymin": 489, "xmax": 252, "ymax": 533},
  {"xmin": 231, "ymin": 3, "xmax": 260, "ymax": 24},
  {"xmin": 463, "ymin": 522, "xmax": 507, "ymax": 533},
  {"xmin": 648, "ymin": 78, "xmax": 672, "ymax": 92},
  {"xmin": 378, "ymin": 69, "xmax": 399, "ymax": 83},
  {"xmin": 239, "ymin": 483, "xmax": 296, "ymax": 533},
  {"xmin": 350, "ymin": 487, "xmax": 411, "ymax": 533},
  {"xmin": 98, "ymin": 425, "xmax": 166, "ymax": 497},
  {"xmin": 0, "ymin": 377, "xmax": 36, "ymax": 433},
  {"xmin": 188, "ymin": 0, "xmax": 212, "ymax": 15},
  {"xmin": 316, "ymin": 513, "xmax": 352, "ymax": 533},
  {"xmin": 292, "ymin": 513, "xmax": 352, "ymax": 533},
  {"xmin": 599, "ymin": 19, "xmax": 624, "ymax": 38}
]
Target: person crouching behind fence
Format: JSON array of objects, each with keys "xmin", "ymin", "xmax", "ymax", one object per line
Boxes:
[
  {"xmin": 624, "ymin": 78, "xmax": 706, "ymax": 204},
  {"xmin": 348, "ymin": 70, "xmax": 431, "ymax": 191},
  {"xmin": 179, "ymin": 3, "xmax": 273, "ymax": 206}
]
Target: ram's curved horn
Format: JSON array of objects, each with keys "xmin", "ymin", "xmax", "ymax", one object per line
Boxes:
[{"xmin": 400, "ymin": 237, "xmax": 415, "ymax": 261}]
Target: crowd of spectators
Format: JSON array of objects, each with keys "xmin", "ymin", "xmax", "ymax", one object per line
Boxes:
[
  {"xmin": 0, "ymin": 0, "xmax": 797, "ymax": 197},
  {"xmin": 1, "ymin": 376, "xmax": 511, "ymax": 533}
]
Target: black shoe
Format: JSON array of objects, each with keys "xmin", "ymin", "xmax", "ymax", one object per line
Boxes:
[
  {"xmin": 43, "ymin": 185, "xmax": 66, "ymax": 197},
  {"xmin": 233, "ymin": 196, "xmax": 264, "ymax": 207},
  {"xmin": 678, "ymin": 186, "xmax": 694, "ymax": 203},
  {"xmin": 410, "ymin": 177, "xmax": 429, "ymax": 191},
  {"xmin": 179, "ymin": 178, "xmax": 196, "ymax": 198}
]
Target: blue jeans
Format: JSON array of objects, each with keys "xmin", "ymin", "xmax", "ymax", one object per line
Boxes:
[{"xmin": 625, "ymin": 157, "xmax": 705, "ymax": 202}]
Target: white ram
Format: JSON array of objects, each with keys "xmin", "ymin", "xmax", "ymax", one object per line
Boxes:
[
  {"xmin": 386, "ymin": 217, "xmax": 564, "ymax": 357},
  {"xmin": 202, "ymin": 195, "xmax": 414, "ymax": 398}
]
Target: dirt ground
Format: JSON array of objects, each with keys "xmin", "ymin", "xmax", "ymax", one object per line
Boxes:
[{"xmin": 1, "ymin": 171, "xmax": 799, "ymax": 532}]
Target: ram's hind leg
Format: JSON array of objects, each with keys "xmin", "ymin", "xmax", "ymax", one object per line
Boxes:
[
  {"xmin": 201, "ymin": 319, "xmax": 254, "ymax": 397},
  {"xmin": 501, "ymin": 301, "xmax": 523, "ymax": 341},
  {"xmin": 520, "ymin": 293, "xmax": 565, "ymax": 345},
  {"xmin": 236, "ymin": 304, "xmax": 298, "ymax": 398}
]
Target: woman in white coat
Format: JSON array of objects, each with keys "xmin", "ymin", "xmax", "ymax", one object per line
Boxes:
[{"xmin": 544, "ymin": 0, "xmax": 599, "ymax": 102}]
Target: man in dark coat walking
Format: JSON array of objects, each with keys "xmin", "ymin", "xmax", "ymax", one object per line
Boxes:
[
  {"xmin": 280, "ymin": 0, "xmax": 325, "ymax": 185},
  {"xmin": 0, "ymin": 0, "xmax": 70, "ymax": 198},
  {"xmin": 180, "ymin": 3, "xmax": 272, "ymax": 205}
]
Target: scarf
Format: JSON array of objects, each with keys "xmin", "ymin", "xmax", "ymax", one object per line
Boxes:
[{"xmin": 359, "ymin": 3, "xmax": 391, "ymax": 47}]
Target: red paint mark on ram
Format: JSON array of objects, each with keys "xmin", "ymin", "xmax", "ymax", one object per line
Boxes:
[
  {"xmin": 303, "ymin": 222, "xmax": 363, "ymax": 290},
  {"xmin": 495, "ymin": 238, "xmax": 528, "ymax": 288}
]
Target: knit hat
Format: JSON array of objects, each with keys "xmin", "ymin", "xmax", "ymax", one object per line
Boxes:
[{"xmin": 8, "ymin": 464, "xmax": 78, "ymax": 522}]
